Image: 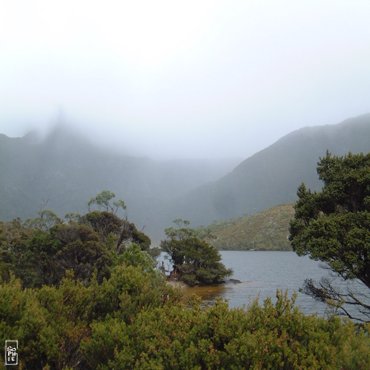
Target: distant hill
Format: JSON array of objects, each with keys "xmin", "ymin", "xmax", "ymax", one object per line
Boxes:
[
  {"xmin": 1, "ymin": 114, "xmax": 369, "ymax": 241},
  {"xmin": 164, "ymin": 114, "xmax": 370, "ymax": 226},
  {"xmin": 0, "ymin": 126, "xmax": 238, "ymax": 238},
  {"xmin": 198, "ymin": 204, "xmax": 294, "ymax": 251}
]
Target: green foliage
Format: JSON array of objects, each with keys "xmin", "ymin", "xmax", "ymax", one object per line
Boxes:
[
  {"xmin": 64, "ymin": 212, "xmax": 82, "ymax": 223},
  {"xmin": 0, "ymin": 221, "xmax": 112, "ymax": 287},
  {"xmin": 24, "ymin": 209, "xmax": 63, "ymax": 231},
  {"xmin": 94, "ymin": 265, "xmax": 173, "ymax": 325},
  {"xmin": 1, "ymin": 218, "xmax": 369, "ymax": 369},
  {"xmin": 82, "ymin": 211, "xmax": 123, "ymax": 240},
  {"xmin": 113, "ymin": 199, "xmax": 127, "ymax": 214},
  {"xmin": 119, "ymin": 244, "xmax": 156, "ymax": 272},
  {"xmin": 0, "ymin": 261, "xmax": 177, "ymax": 369},
  {"xmin": 161, "ymin": 220, "xmax": 232, "ymax": 286},
  {"xmin": 0, "ymin": 193, "xmax": 152, "ymax": 288},
  {"xmin": 1, "ymin": 186, "xmax": 370, "ymax": 368},
  {"xmin": 83, "ymin": 192, "xmax": 150, "ymax": 252},
  {"xmin": 81, "ymin": 209, "xmax": 151, "ymax": 254},
  {"xmin": 88, "ymin": 190, "xmax": 126, "ymax": 215},
  {"xmin": 82, "ymin": 292, "xmax": 370, "ymax": 369},
  {"xmin": 50, "ymin": 223, "xmax": 112, "ymax": 284},
  {"xmin": 198, "ymin": 204, "xmax": 295, "ymax": 251},
  {"xmin": 0, "ymin": 275, "xmax": 92, "ymax": 369},
  {"xmin": 290, "ymin": 152, "xmax": 370, "ymax": 321},
  {"xmin": 130, "ymin": 228, "xmax": 151, "ymax": 252}
]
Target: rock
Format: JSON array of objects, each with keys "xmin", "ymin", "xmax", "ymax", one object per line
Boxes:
[{"xmin": 226, "ymin": 278, "xmax": 242, "ymax": 284}]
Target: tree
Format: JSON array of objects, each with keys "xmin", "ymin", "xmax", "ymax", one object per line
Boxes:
[
  {"xmin": 289, "ymin": 152, "xmax": 370, "ymax": 322},
  {"xmin": 85, "ymin": 191, "xmax": 149, "ymax": 253},
  {"xmin": 82, "ymin": 211, "xmax": 151, "ymax": 253},
  {"xmin": 24, "ymin": 209, "xmax": 62, "ymax": 231},
  {"xmin": 0, "ymin": 191, "xmax": 152, "ymax": 287},
  {"xmin": 88, "ymin": 190, "xmax": 126, "ymax": 215},
  {"xmin": 0, "ymin": 222, "xmax": 112, "ymax": 287},
  {"xmin": 161, "ymin": 219, "xmax": 232, "ymax": 286}
]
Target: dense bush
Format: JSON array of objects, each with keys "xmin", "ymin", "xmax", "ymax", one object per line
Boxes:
[
  {"xmin": 0, "ymin": 249, "xmax": 177, "ymax": 369},
  {"xmin": 1, "ymin": 198, "xmax": 369, "ymax": 369},
  {"xmin": 82, "ymin": 292, "xmax": 369, "ymax": 370},
  {"xmin": 0, "ymin": 220, "xmax": 112, "ymax": 287},
  {"xmin": 0, "ymin": 209, "xmax": 152, "ymax": 287},
  {"xmin": 1, "ymin": 278, "xmax": 369, "ymax": 369}
]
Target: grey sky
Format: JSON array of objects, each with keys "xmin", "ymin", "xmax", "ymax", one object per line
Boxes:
[{"xmin": 1, "ymin": 0, "xmax": 370, "ymax": 159}]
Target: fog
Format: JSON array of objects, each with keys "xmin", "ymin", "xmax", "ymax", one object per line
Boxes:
[{"xmin": 1, "ymin": 0, "xmax": 370, "ymax": 159}]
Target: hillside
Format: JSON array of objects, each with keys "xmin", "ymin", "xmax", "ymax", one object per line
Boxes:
[
  {"xmin": 165, "ymin": 114, "xmax": 370, "ymax": 226},
  {"xmin": 198, "ymin": 204, "xmax": 295, "ymax": 251},
  {"xmin": 0, "ymin": 126, "xmax": 237, "ymax": 237},
  {"xmin": 1, "ymin": 114, "xmax": 369, "ymax": 240}
]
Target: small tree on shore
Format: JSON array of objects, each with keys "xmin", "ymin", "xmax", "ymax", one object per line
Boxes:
[{"xmin": 161, "ymin": 219, "xmax": 232, "ymax": 286}]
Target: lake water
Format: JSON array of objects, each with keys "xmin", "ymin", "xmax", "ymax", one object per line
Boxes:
[
  {"xmin": 213, "ymin": 251, "xmax": 329, "ymax": 315},
  {"xmin": 159, "ymin": 251, "xmax": 368, "ymax": 318}
]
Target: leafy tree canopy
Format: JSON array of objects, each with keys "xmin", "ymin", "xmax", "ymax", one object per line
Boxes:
[
  {"xmin": 0, "ymin": 191, "xmax": 151, "ymax": 287},
  {"xmin": 0, "ymin": 221, "xmax": 111, "ymax": 287},
  {"xmin": 161, "ymin": 219, "xmax": 232, "ymax": 286},
  {"xmin": 88, "ymin": 190, "xmax": 126, "ymax": 215},
  {"xmin": 24, "ymin": 209, "xmax": 62, "ymax": 231},
  {"xmin": 289, "ymin": 152, "xmax": 370, "ymax": 322}
]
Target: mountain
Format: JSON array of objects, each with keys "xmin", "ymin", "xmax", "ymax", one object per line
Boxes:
[
  {"xmin": 164, "ymin": 114, "xmax": 370, "ymax": 226},
  {"xmin": 1, "ymin": 114, "xmax": 369, "ymax": 241},
  {"xmin": 0, "ymin": 126, "xmax": 238, "ymax": 238},
  {"xmin": 197, "ymin": 204, "xmax": 294, "ymax": 251}
]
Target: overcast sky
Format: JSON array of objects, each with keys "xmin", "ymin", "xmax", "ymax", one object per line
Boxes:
[{"xmin": 1, "ymin": 0, "xmax": 370, "ymax": 159}]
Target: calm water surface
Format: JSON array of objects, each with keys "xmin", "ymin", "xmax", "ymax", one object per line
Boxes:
[
  {"xmin": 160, "ymin": 251, "xmax": 369, "ymax": 319},
  {"xmin": 213, "ymin": 251, "xmax": 330, "ymax": 315},
  {"xmin": 159, "ymin": 251, "xmax": 350, "ymax": 316}
]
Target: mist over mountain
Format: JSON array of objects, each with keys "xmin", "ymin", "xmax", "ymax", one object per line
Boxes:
[
  {"xmin": 0, "ymin": 125, "xmax": 238, "ymax": 232},
  {"xmin": 161, "ymin": 114, "xmax": 370, "ymax": 229},
  {"xmin": 1, "ymin": 114, "xmax": 369, "ymax": 241}
]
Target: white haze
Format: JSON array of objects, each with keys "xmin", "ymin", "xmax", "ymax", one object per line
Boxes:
[{"xmin": 0, "ymin": 0, "xmax": 370, "ymax": 159}]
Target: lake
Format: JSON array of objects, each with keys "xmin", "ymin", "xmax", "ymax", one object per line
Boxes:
[
  {"xmin": 159, "ymin": 251, "xmax": 368, "ymax": 318},
  {"xmin": 206, "ymin": 251, "xmax": 329, "ymax": 315}
]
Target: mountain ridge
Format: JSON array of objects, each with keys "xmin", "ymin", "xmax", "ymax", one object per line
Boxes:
[
  {"xmin": 1, "ymin": 113, "xmax": 369, "ymax": 240},
  {"xmin": 0, "ymin": 127, "xmax": 238, "ymax": 235},
  {"xmin": 161, "ymin": 114, "xmax": 370, "ymax": 229}
]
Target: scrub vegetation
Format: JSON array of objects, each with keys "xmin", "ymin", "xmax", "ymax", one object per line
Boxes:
[
  {"xmin": 0, "ymin": 153, "xmax": 370, "ymax": 368},
  {"xmin": 197, "ymin": 204, "xmax": 294, "ymax": 251}
]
